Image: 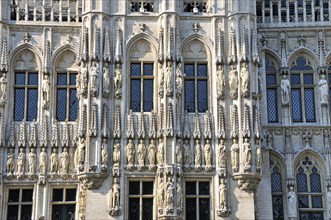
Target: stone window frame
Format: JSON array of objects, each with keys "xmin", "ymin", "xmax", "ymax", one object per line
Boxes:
[
  {"xmin": 129, "ymin": 0, "xmax": 156, "ymax": 13},
  {"xmin": 5, "ymin": 186, "xmax": 34, "ymax": 220},
  {"xmin": 265, "ymin": 56, "xmax": 279, "ymax": 123},
  {"xmin": 183, "ymin": 1, "xmax": 209, "ymax": 13},
  {"xmin": 50, "ymin": 186, "xmax": 77, "ymax": 220}
]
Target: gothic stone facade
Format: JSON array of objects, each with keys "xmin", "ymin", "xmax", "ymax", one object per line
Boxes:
[{"xmin": 0, "ymin": 0, "xmax": 330, "ymax": 220}]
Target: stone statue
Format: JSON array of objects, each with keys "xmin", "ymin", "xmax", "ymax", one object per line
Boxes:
[
  {"xmin": 216, "ymin": 65, "xmax": 225, "ymax": 98},
  {"xmin": 7, "ymin": 148, "xmax": 15, "ymax": 174},
  {"xmin": 195, "ymin": 140, "xmax": 202, "ymax": 166},
  {"xmin": 50, "ymin": 148, "xmax": 58, "ymax": 173},
  {"xmin": 60, "ymin": 148, "xmax": 69, "ymax": 174},
  {"xmin": 287, "ymin": 186, "xmax": 297, "ymax": 218},
  {"xmin": 165, "ymin": 61, "xmax": 173, "ymax": 95},
  {"xmin": 80, "ymin": 62, "xmax": 88, "ymax": 92},
  {"xmin": 39, "ymin": 147, "xmax": 47, "ymax": 174},
  {"xmin": 0, "ymin": 72, "xmax": 7, "ymax": 100},
  {"xmin": 137, "ymin": 139, "xmax": 146, "ymax": 168},
  {"xmin": 147, "ymin": 140, "xmax": 156, "ymax": 167},
  {"xmin": 176, "ymin": 63, "xmax": 183, "ymax": 94},
  {"xmin": 219, "ymin": 178, "xmax": 227, "ymax": 210},
  {"xmin": 240, "ymin": 63, "xmax": 249, "ymax": 96},
  {"xmin": 229, "ymin": 64, "xmax": 238, "ymax": 99},
  {"xmin": 256, "ymin": 140, "xmax": 262, "ymax": 168},
  {"xmin": 243, "ymin": 138, "xmax": 252, "ymax": 167},
  {"xmin": 183, "ymin": 139, "xmax": 192, "ymax": 166},
  {"xmin": 176, "ymin": 181, "xmax": 183, "ymax": 208},
  {"xmin": 102, "ymin": 63, "xmax": 110, "ymax": 96},
  {"xmin": 113, "ymin": 141, "xmax": 121, "ymax": 166},
  {"xmin": 157, "ymin": 139, "xmax": 164, "ymax": 165},
  {"xmin": 75, "ymin": 138, "xmax": 85, "ymax": 168},
  {"xmin": 17, "ymin": 148, "xmax": 25, "ymax": 178},
  {"xmin": 204, "ymin": 140, "xmax": 212, "ymax": 166},
  {"xmin": 230, "ymin": 139, "xmax": 239, "ymax": 172},
  {"xmin": 218, "ymin": 139, "xmax": 226, "ymax": 167},
  {"xmin": 166, "ymin": 177, "xmax": 174, "ymax": 207},
  {"xmin": 114, "ymin": 64, "xmax": 122, "ymax": 95},
  {"xmin": 157, "ymin": 177, "xmax": 165, "ymax": 206},
  {"xmin": 319, "ymin": 74, "xmax": 329, "ymax": 105},
  {"xmin": 90, "ymin": 61, "xmax": 99, "ymax": 92},
  {"xmin": 28, "ymin": 148, "xmax": 37, "ymax": 175},
  {"xmin": 158, "ymin": 63, "xmax": 164, "ymax": 96},
  {"xmin": 176, "ymin": 139, "xmax": 183, "ymax": 165},
  {"xmin": 42, "ymin": 74, "xmax": 50, "ymax": 107},
  {"xmin": 112, "ymin": 178, "xmax": 120, "ymax": 208},
  {"xmin": 281, "ymin": 74, "xmax": 291, "ymax": 104},
  {"xmin": 101, "ymin": 139, "xmax": 108, "ymax": 167},
  {"xmin": 126, "ymin": 139, "xmax": 135, "ymax": 166}
]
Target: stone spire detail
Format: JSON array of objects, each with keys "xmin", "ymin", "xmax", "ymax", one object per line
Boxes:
[
  {"xmin": 183, "ymin": 111, "xmax": 190, "ymax": 139},
  {"xmin": 89, "ymin": 104, "xmax": 98, "ymax": 137},
  {"xmin": 228, "ymin": 27, "xmax": 237, "ymax": 64},
  {"xmin": 40, "ymin": 115, "xmax": 48, "ymax": 147},
  {"xmin": 79, "ymin": 104, "xmax": 87, "ymax": 137},
  {"xmin": 18, "ymin": 122, "xmax": 26, "ymax": 148},
  {"xmin": 253, "ymin": 105, "xmax": 261, "ymax": 139},
  {"xmin": 0, "ymin": 36, "xmax": 8, "ymax": 72},
  {"xmin": 8, "ymin": 122, "xmax": 15, "ymax": 148},
  {"xmin": 204, "ymin": 111, "xmax": 212, "ymax": 139},
  {"xmin": 78, "ymin": 27, "xmax": 89, "ymax": 63},
  {"xmin": 114, "ymin": 28, "xmax": 123, "ymax": 64},
  {"xmin": 0, "ymin": 112, "xmax": 4, "ymax": 146},
  {"xmin": 28, "ymin": 121, "xmax": 37, "ymax": 147},
  {"xmin": 62, "ymin": 122, "xmax": 69, "ymax": 147},
  {"xmin": 126, "ymin": 110, "xmax": 134, "ymax": 138},
  {"xmin": 51, "ymin": 120, "xmax": 58, "ymax": 147},
  {"xmin": 42, "ymin": 40, "xmax": 51, "ymax": 74},
  {"xmin": 176, "ymin": 105, "xmax": 182, "ymax": 138},
  {"xmin": 158, "ymin": 103, "xmax": 164, "ymax": 137},
  {"xmin": 217, "ymin": 104, "xmax": 225, "ymax": 139},
  {"xmin": 217, "ymin": 29, "xmax": 225, "ymax": 64},
  {"xmin": 158, "ymin": 27, "xmax": 164, "ymax": 62},
  {"xmin": 193, "ymin": 113, "xmax": 201, "ymax": 139},
  {"xmin": 240, "ymin": 28, "xmax": 248, "ymax": 62},
  {"xmin": 176, "ymin": 27, "xmax": 182, "ymax": 63},
  {"xmin": 149, "ymin": 110, "xmax": 157, "ymax": 138},
  {"xmin": 91, "ymin": 27, "xmax": 100, "ymax": 61},
  {"xmin": 318, "ymin": 31, "xmax": 325, "ymax": 67},
  {"xmin": 280, "ymin": 32, "xmax": 287, "ymax": 68},
  {"xmin": 166, "ymin": 26, "xmax": 174, "ymax": 61},
  {"xmin": 243, "ymin": 104, "xmax": 251, "ymax": 138},
  {"xmin": 165, "ymin": 103, "xmax": 174, "ymax": 137},
  {"xmin": 137, "ymin": 112, "xmax": 145, "ymax": 138},
  {"xmin": 112, "ymin": 105, "xmax": 120, "ymax": 138},
  {"xmin": 252, "ymin": 30, "xmax": 259, "ymax": 64},
  {"xmin": 231, "ymin": 105, "xmax": 238, "ymax": 139},
  {"xmin": 103, "ymin": 28, "xmax": 111, "ymax": 63},
  {"xmin": 102, "ymin": 104, "xmax": 109, "ymax": 138}
]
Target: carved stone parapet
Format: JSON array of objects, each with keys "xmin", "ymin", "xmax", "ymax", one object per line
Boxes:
[
  {"xmin": 77, "ymin": 173, "xmax": 107, "ymax": 189},
  {"xmin": 233, "ymin": 173, "xmax": 261, "ymax": 192},
  {"xmin": 217, "ymin": 209, "xmax": 232, "ymax": 217}
]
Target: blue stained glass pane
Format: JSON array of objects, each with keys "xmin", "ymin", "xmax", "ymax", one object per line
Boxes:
[
  {"xmin": 296, "ymin": 172, "xmax": 307, "ymax": 192},
  {"xmin": 304, "ymin": 89, "xmax": 315, "ymax": 122},
  {"xmin": 70, "ymin": 73, "xmax": 77, "ymax": 85},
  {"xmin": 185, "ymin": 80, "xmax": 195, "ymax": 112},
  {"xmin": 271, "ymin": 172, "xmax": 282, "ymax": 192},
  {"xmin": 312, "ymin": 196, "xmax": 323, "ymax": 208},
  {"xmin": 310, "ymin": 172, "xmax": 321, "ymax": 192},
  {"xmin": 184, "ymin": 64, "xmax": 194, "ymax": 77},
  {"xmin": 69, "ymin": 89, "xmax": 78, "ymax": 121},
  {"xmin": 265, "ymin": 58, "xmax": 277, "ymax": 72},
  {"xmin": 130, "ymin": 79, "xmax": 141, "ymax": 112},
  {"xmin": 57, "ymin": 73, "xmax": 67, "ymax": 85},
  {"xmin": 291, "ymin": 74, "xmax": 301, "ymax": 85},
  {"xmin": 143, "ymin": 64, "xmax": 153, "ymax": 76},
  {"xmin": 57, "ymin": 89, "xmax": 67, "ymax": 121},
  {"xmin": 292, "ymin": 89, "xmax": 302, "ymax": 122},
  {"xmin": 266, "ymin": 75, "xmax": 276, "ymax": 85},
  {"xmin": 298, "ymin": 195, "xmax": 309, "ymax": 208},
  {"xmin": 15, "ymin": 72, "xmax": 25, "ymax": 85},
  {"xmin": 28, "ymin": 73, "xmax": 38, "ymax": 85},
  {"xmin": 299, "ymin": 212, "xmax": 323, "ymax": 220},
  {"xmin": 27, "ymin": 89, "xmax": 38, "ymax": 121},
  {"xmin": 303, "ymin": 74, "xmax": 314, "ymax": 84},
  {"xmin": 197, "ymin": 80, "xmax": 208, "ymax": 112},
  {"xmin": 14, "ymin": 89, "xmax": 25, "ymax": 121},
  {"xmin": 143, "ymin": 79, "xmax": 153, "ymax": 112},
  {"xmin": 131, "ymin": 63, "xmax": 141, "ymax": 76},
  {"xmin": 197, "ymin": 64, "xmax": 207, "ymax": 77},
  {"xmin": 290, "ymin": 56, "xmax": 313, "ymax": 71},
  {"xmin": 267, "ymin": 89, "xmax": 278, "ymax": 122}
]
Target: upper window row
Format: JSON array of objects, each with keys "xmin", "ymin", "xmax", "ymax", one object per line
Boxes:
[{"xmin": 130, "ymin": 1, "xmax": 208, "ymax": 13}]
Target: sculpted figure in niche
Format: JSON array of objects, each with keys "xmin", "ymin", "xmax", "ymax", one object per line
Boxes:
[
  {"xmin": 39, "ymin": 147, "xmax": 47, "ymax": 174},
  {"xmin": 166, "ymin": 177, "xmax": 174, "ymax": 207},
  {"xmin": 28, "ymin": 148, "xmax": 37, "ymax": 175},
  {"xmin": 176, "ymin": 180, "xmax": 183, "ymax": 208},
  {"xmin": 101, "ymin": 139, "xmax": 108, "ymax": 167},
  {"xmin": 216, "ymin": 65, "xmax": 225, "ymax": 98},
  {"xmin": 240, "ymin": 63, "xmax": 249, "ymax": 96},
  {"xmin": 75, "ymin": 138, "xmax": 85, "ymax": 168},
  {"xmin": 0, "ymin": 72, "xmax": 7, "ymax": 100},
  {"xmin": 112, "ymin": 178, "xmax": 120, "ymax": 208},
  {"xmin": 319, "ymin": 74, "xmax": 329, "ymax": 105},
  {"xmin": 183, "ymin": 139, "xmax": 192, "ymax": 166},
  {"xmin": 7, "ymin": 148, "xmax": 15, "ymax": 174},
  {"xmin": 176, "ymin": 139, "xmax": 183, "ymax": 165},
  {"xmin": 158, "ymin": 63, "xmax": 164, "ymax": 96},
  {"xmin": 229, "ymin": 64, "xmax": 238, "ymax": 99},
  {"xmin": 218, "ymin": 139, "xmax": 226, "ymax": 167},
  {"xmin": 102, "ymin": 63, "xmax": 110, "ymax": 96},
  {"xmin": 50, "ymin": 148, "xmax": 58, "ymax": 173},
  {"xmin": 114, "ymin": 63, "xmax": 122, "ymax": 95},
  {"xmin": 137, "ymin": 139, "xmax": 146, "ymax": 167},
  {"xmin": 219, "ymin": 178, "xmax": 227, "ymax": 210},
  {"xmin": 288, "ymin": 186, "xmax": 297, "ymax": 218},
  {"xmin": 195, "ymin": 140, "xmax": 202, "ymax": 166},
  {"xmin": 176, "ymin": 63, "xmax": 183, "ymax": 94},
  {"xmin": 157, "ymin": 139, "xmax": 164, "ymax": 165},
  {"xmin": 204, "ymin": 140, "xmax": 212, "ymax": 166},
  {"xmin": 42, "ymin": 74, "xmax": 50, "ymax": 107},
  {"xmin": 126, "ymin": 139, "xmax": 135, "ymax": 166},
  {"xmin": 147, "ymin": 140, "xmax": 156, "ymax": 167},
  {"xmin": 90, "ymin": 61, "xmax": 99, "ymax": 92},
  {"xmin": 281, "ymin": 74, "xmax": 291, "ymax": 104},
  {"xmin": 230, "ymin": 139, "xmax": 239, "ymax": 172},
  {"xmin": 17, "ymin": 148, "xmax": 25, "ymax": 177},
  {"xmin": 165, "ymin": 61, "xmax": 173, "ymax": 95},
  {"xmin": 80, "ymin": 62, "xmax": 88, "ymax": 92},
  {"xmin": 60, "ymin": 148, "xmax": 69, "ymax": 174},
  {"xmin": 113, "ymin": 141, "xmax": 121, "ymax": 166},
  {"xmin": 157, "ymin": 177, "xmax": 165, "ymax": 206},
  {"xmin": 243, "ymin": 138, "xmax": 252, "ymax": 167}
]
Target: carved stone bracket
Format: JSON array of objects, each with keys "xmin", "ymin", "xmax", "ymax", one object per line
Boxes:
[
  {"xmin": 108, "ymin": 207, "xmax": 121, "ymax": 216},
  {"xmin": 77, "ymin": 173, "xmax": 107, "ymax": 189},
  {"xmin": 233, "ymin": 173, "xmax": 261, "ymax": 192},
  {"xmin": 217, "ymin": 209, "xmax": 232, "ymax": 217}
]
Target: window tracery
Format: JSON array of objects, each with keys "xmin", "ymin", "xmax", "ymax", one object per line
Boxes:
[
  {"xmin": 183, "ymin": 1, "xmax": 208, "ymax": 13},
  {"xmin": 265, "ymin": 57, "xmax": 279, "ymax": 123},
  {"xmin": 130, "ymin": 1, "xmax": 154, "ymax": 12}
]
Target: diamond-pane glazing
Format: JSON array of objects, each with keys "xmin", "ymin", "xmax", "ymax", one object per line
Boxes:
[
  {"xmin": 266, "ymin": 75, "xmax": 277, "ymax": 85},
  {"xmin": 197, "ymin": 80, "xmax": 208, "ymax": 112},
  {"xmin": 312, "ymin": 196, "xmax": 323, "ymax": 208},
  {"xmin": 185, "ymin": 198, "xmax": 197, "ymax": 219},
  {"xmin": 185, "ymin": 182, "xmax": 196, "ymax": 195},
  {"xmin": 299, "ymin": 212, "xmax": 324, "ymax": 220},
  {"xmin": 15, "ymin": 72, "xmax": 25, "ymax": 85},
  {"xmin": 7, "ymin": 205, "xmax": 18, "ymax": 220},
  {"xmin": 143, "ymin": 79, "xmax": 153, "ymax": 112},
  {"xmin": 185, "ymin": 80, "xmax": 195, "ymax": 112},
  {"xmin": 184, "ymin": 64, "xmax": 194, "ymax": 77},
  {"xmin": 14, "ymin": 89, "xmax": 25, "ymax": 121},
  {"xmin": 272, "ymin": 195, "xmax": 284, "ymax": 220},
  {"xmin": 69, "ymin": 89, "xmax": 78, "ymax": 121},
  {"xmin": 8, "ymin": 189, "xmax": 19, "ymax": 202},
  {"xmin": 22, "ymin": 189, "xmax": 33, "ymax": 202},
  {"xmin": 265, "ymin": 58, "xmax": 277, "ymax": 72},
  {"xmin": 197, "ymin": 64, "xmax": 207, "ymax": 77},
  {"xmin": 303, "ymin": 74, "xmax": 314, "ymax": 84},
  {"xmin": 291, "ymin": 74, "xmax": 301, "ymax": 85},
  {"xmin": 143, "ymin": 64, "xmax": 153, "ymax": 76},
  {"xmin": 304, "ymin": 89, "xmax": 315, "ymax": 122},
  {"xmin": 142, "ymin": 198, "xmax": 153, "ymax": 220},
  {"xmin": 271, "ymin": 172, "xmax": 282, "ymax": 192},
  {"xmin": 57, "ymin": 73, "xmax": 67, "ymax": 85},
  {"xmin": 292, "ymin": 89, "xmax": 302, "ymax": 122},
  {"xmin": 298, "ymin": 195, "xmax": 309, "ymax": 208},
  {"xmin": 129, "ymin": 182, "xmax": 140, "ymax": 195},
  {"xmin": 128, "ymin": 198, "xmax": 140, "ymax": 220},
  {"xmin": 69, "ymin": 73, "xmax": 77, "ymax": 85},
  {"xmin": 267, "ymin": 89, "xmax": 278, "ymax": 122},
  {"xmin": 310, "ymin": 172, "xmax": 321, "ymax": 192},
  {"xmin": 57, "ymin": 89, "xmax": 67, "ymax": 121},
  {"xmin": 27, "ymin": 89, "xmax": 38, "ymax": 121},
  {"xmin": 291, "ymin": 56, "xmax": 313, "ymax": 71},
  {"xmin": 297, "ymin": 172, "xmax": 307, "ymax": 192},
  {"xmin": 142, "ymin": 181, "xmax": 153, "ymax": 195},
  {"xmin": 130, "ymin": 80, "xmax": 141, "ymax": 112},
  {"xmin": 199, "ymin": 198, "xmax": 210, "ymax": 220},
  {"xmin": 28, "ymin": 73, "xmax": 38, "ymax": 85},
  {"xmin": 21, "ymin": 205, "xmax": 32, "ymax": 220},
  {"xmin": 199, "ymin": 182, "xmax": 210, "ymax": 195},
  {"xmin": 131, "ymin": 63, "xmax": 141, "ymax": 76}
]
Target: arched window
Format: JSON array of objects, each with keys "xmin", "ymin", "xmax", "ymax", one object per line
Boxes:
[
  {"xmin": 265, "ymin": 57, "xmax": 278, "ymax": 122},
  {"xmin": 296, "ymin": 156, "xmax": 324, "ymax": 219},
  {"xmin": 290, "ymin": 56, "xmax": 315, "ymax": 123},
  {"xmin": 270, "ymin": 156, "xmax": 284, "ymax": 220}
]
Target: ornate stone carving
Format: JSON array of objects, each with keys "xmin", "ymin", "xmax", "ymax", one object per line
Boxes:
[
  {"xmin": 17, "ymin": 147, "xmax": 26, "ymax": 179},
  {"xmin": 114, "ymin": 28, "xmax": 123, "ymax": 64},
  {"xmin": 109, "ymin": 177, "xmax": 121, "ymax": 216},
  {"xmin": 204, "ymin": 111, "xmax": 212, "ymax": 139},
  {"xmin": 165, "ymin": 177, "xmax": 174, "ymax": 208},
  {"xmin": 91, "ymin": 27, "xmax": 100, "ymax": 61},
  {"xmin": 18, "ymin": 122, "xmax": 26, "ymax": 148},
  {"xmin": 8, "ymin": 122, "xmax": 15, "ymax": 148},
  {"xmin": 103, "ymin": 28, "xmax": 111, "ymax": 63},
  {"xmin": 113, "ymin": 105, "xmax": 120, "ymax": 138},
  {"xmin": 149, "ymin": 110, "xmax": 157, "ymax": 138},
  {"xmin": 287, "ymin": 186, "xmax": 297, "ymax": 218},
  {"xmin": 240, "ymin": 62, "xmax": 249, "ymax": 97},
  {"xmin": 40, "ymin": 115, "xmax": 48, "ymax": 147},
  {"xmin": 114, "ymin": 63, "xmax": 122, "ymax": 98},
  {"xmin": 60, "ymin": 147, "xmax": 70, "ymax": 179},
  {"xmin": 176, "ymin": 139, "xmax": 183, "ymax": 166},
  {"xmin": 158, "ymin": 62, "xmax": 164, "ymax": 96},
  {"xmin": 253, "ymin": 105, "xmax": 261, "ymax": 139},
  {"xmin": 42, "ymin": 40, "xmax": 51, "ymax": 74},
  {"xmin": 79, "ymin": 104, "xmax": 87, "ymax": 137},
  {"xmin": 319, "ymin": 73, "xmax": 328, "ymax": 106},
  {"xmin": 176, "ymin": 106, "xmax": 182, "ymax": 138},
  {"xmin": 137, "ymin": 113, "xmax": 145, "ymax": 138},
  {"xmin": 102, "ymin": 63, "xmax": 110, "ymax": 98},
  {"xmin": 217, "ymin": 104, "xmax": 225, "ymax": 139},
  {"xmin": 183, "ymin": 111, "xmax": 190, "ymax": 139},
  {"xmin": 281, "ymin": 74, "xmax": 291, "ymax": 105},
  {"xmin": 231, "ymin": 105, "xmax": 239, "ymax": 138},
  {"xmin": 148, "ymin": 139, "xmax": 156, "ymax": 171},
  {"xmin": 101, "ymin": 139, "xmax": 108, "ymax": 170},
  {"xmin": 61, "ymin": 123, "xmax": 69, "ymax": 147},
  {"xmin": 193, "ymin": 113, "xmax": 201, "ymax": 139},
  {"xmin": 176, "ymin": 178, "xmax": 183, "ymax": 211},
  {"xmin": 255, "ymin": 139, "xmax": 262, "ymax": 171},
  {"xmin": 113, "ymin": 140, "xmax": 121, "ymax": 167},
  {"xmin": 302, "ymin": 129, "xmax": 312, "ymax": 148},
  {"xmin": 194, "ymin": 140, "xmax": 202, "ymax": 171},
  {"xmin": 0, "ymin": 112, "xmax": 4, "ymax": 146},
  {"xmin": 6, "ymin": 148, "xmax": 15, "ymax": 177},
  {"xmin": 231, "ymin": 138, "xmax": 239, "ymax": 173},
  {"xmin": 126, "ymin": 110, "xmax": 134, "ymax": 138},
  {"xmin": 51, "ymin": 120, "xmax": 59, "ymax": 147},
  {"xmin": 78, "ymin": 185, "xmax": 87, "ymax": 220},
  {"xmin": 165, "ymin": 103, "xmax": 174, "ymax": 136},
  {"xmin": 157, "ymin": 138, "xmax": 164, "ymax": 166},
  {"xmin": 39, "ymin": 147, "xmax": 47, "ymax": 174},
  {"xmin": 0, "ymin": 36, "xmax": 8, "ymax": 72},
  {"xmin": 157, "ymin": 177, "xmax": 165, "ymax": 207},
  {"xmin": 229, "ymin": 64, "xmax": 238, "ymax": 99},
  {"xmin": 90, "ymin": 62, "xmax": 99, "ymax": 96},
  {"xmin": 0, "ymin": 72, "xmax": 7, "ymax": 106},
  {"xmin": 228, "ymin": 27, "xmax": 237, "ymax": 64},
  {"xmin": 28, "ymin": 121, "xmax": 37, "ymax": 147},
  {"xmin": 126, "ymin": 139, "xmax": 135, "ymax": 171},
  {"xmin": 75, "ymin": 138, "xmax": 86, "ymax": 171},
  {"xmin": 137, "ymin": 139, "xmax": 146, "ymax": 170},
  {"xmin": 204, "ymin": 140, "xmax": 212, "ymax": 171},
  {"xmin": 158, "ymin": 27, "xmax": 164, "ymax": 62},
  {"xmin": 158, "ymin": 104, "xmax": 164, "ymax": 137},
  {"xmin": 233, "ymin": 173, "xmax": 261, "ymax": 192},
  {"xmin": 217, "ymin": 178, "xmax": 231, "ymax": 217},
  {"xmin": 27, "ymin": 148, "xmax": 36, "ymax": 179},
  {"xmin": 79, "ymin": 63, "xmax": 88, "ymax": 96},
  {"xmin": 243, "ymin": 104, "xmax": 251, "ymax": 138},
  {"xmin": 89, "ymin": 104, "xmax": 98, "ymax": 136},
  {"xmin": 218, "ymin": 139, "xmax": 226, "ymax": 168},
  {"xmin": 243, "ymin": 138, "xmax": 252, "ymax": 172}
]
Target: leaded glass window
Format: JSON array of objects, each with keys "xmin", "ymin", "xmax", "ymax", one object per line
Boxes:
[
  {"xmin": 290, "ymin": 56, "xmax": 315, "ymax": 123},
  {"xmin": 130, "ymin": 63, "xmax": 154, "ymax": 112},
  {"xmin": 130, "ymin": 1, "xmax": 154, "ymax": 12},
  {"xmin": 270, "ymin": 156, "xmax": 284, "ymax": 220},
  {"xmin": 14, "ymin": 72, "xmax": 38, "ymax": 121},
  {"xmin": 183, "ymin": 1, "xmax": 207, "ymax": 12},
  {"xmin": 265, "ymin": 57, "xmax": 279, "ymax": 122},
  {"xmin": 184, "ymin": 63, "xmax": 208, "ymax": 113},
  {"xmin": 128, "ymin": 181, "xmax": 154, "ymax": 220},
  {"xmin": 7, "ymin": 188, "xmax": 33, "ymax": 220},
  {"xmin": 185, "ymin": 181, "xmax": 210, "ymax": 220},
  {"xmin": 296, "ymin": 156, "xmax": 324, "ymax": 219},
  {"xmin": 51, "ymin": 187, "xmax": 76, "ymax": 220},
  {"xmin": 56, "ymin": 72, "xmax": 78, "ymax": 121}
]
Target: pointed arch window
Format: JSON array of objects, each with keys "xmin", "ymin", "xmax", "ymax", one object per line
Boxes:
[
  {"xmin": 296, "ymin": 156, "xmax": 324, "ymax": 219},
  {"xmin": 265, "ymin": 57, "xmax": 278, "ymax": 122},
  {"xmin": 290, "ymin": 56, "xmax": 315, "ymax": 123},
  {"xmin": 270, "ymin": 156, "xmax": 284, "ymax": 220}
]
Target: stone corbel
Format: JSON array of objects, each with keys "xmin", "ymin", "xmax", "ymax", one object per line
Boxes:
[
  {"xmin": 233, "ymin": 173, "xmax": 261, "ymax": 192},
  {"xmin": 77, "ymin": 173, "xmax": 107, "ymax": 189}
]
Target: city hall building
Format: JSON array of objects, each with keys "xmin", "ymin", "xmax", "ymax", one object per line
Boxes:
[{"xmin": 0, "ymin": 0, "xmax": 330, "ymax": 219}]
